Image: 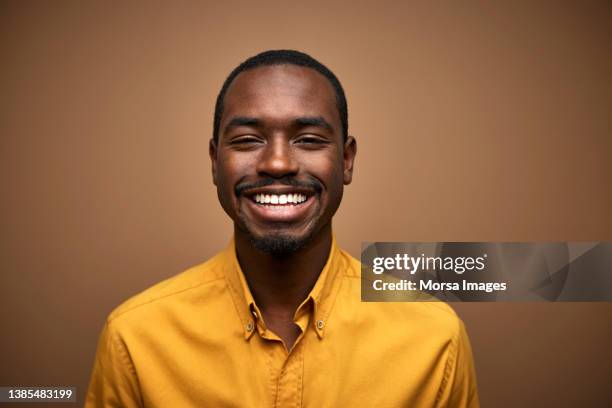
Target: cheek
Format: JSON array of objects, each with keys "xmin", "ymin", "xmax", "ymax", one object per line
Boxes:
[
  {"xmin": 217, "ymin": 161, "xmax": 235, "ymax": 187},
  {"xmin": 302, "ymin": 153, "xmax": 345, "ymax": 197},
  {"xmin": 215, "ymin": 157, "xmax": 247, "ymax": 213},
  {"xmin": 215, "ymin": 172, "xmax": 234, "ymax": 218},
  {"xmin": 217, "ymin": 152, "xmax": 252, "ymax": 187}
]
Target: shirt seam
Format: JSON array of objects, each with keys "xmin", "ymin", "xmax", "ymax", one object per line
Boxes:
[
  {"xmin": 434, "ymin": 318, "xmax": 460, "ymax": 406},
  {"xmin": 224, "ymin": 272, "xmax": 251, "ymax": 331},
  {"xmin": 106, "ymin": 320, "xmax": 145, "ymax": 407},
  {"xmin": 108, "ymin": 277, "xmax": 225, "ymax": 322}
]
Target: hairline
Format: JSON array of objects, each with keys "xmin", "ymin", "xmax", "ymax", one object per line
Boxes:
[
  {"xmin": 218, "ymin": 64, "xmax": 344, "ymax": 143},
  {"xmin": 213, "ymin": 55, "xmax": 348, "ymax": 144}
]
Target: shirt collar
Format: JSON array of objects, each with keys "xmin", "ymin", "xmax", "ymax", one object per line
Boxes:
[{"xmin": 222, "ymin": 235, "xmax": 344, "ymax": 340}]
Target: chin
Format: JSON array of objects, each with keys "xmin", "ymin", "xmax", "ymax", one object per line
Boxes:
[
  {"xmin": 237, "ymin": 209, "xmax": 325, "ymax": 256},
  {"xmin": 249, "ymin": 234, "xmax": 303, "ymax": 257},
  {"xmin": 247, "ymin": 226, "xmax": 319, "ymax": 257}
]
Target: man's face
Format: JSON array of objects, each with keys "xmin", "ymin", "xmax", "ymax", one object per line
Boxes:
[{"xmin": 210, "ymin": 64, "xmax": 356, "ymax": 255}]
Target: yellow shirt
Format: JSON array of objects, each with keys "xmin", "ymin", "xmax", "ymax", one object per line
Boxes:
[{"xmin": 86, "ymin": 237, "xmax": 479, "ymax": 407}]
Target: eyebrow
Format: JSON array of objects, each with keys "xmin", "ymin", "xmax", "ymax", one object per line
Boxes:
[
  {"xmin": 225, "ymin": 116, "xmax": 262, "ymax": 130},
  {"xmin": 293, "ymin": 116, "xmax": 333, "ymax": 132},
  {"xmin": 223, "ymin": 115, "xmax": 334, "ymax": 137}
]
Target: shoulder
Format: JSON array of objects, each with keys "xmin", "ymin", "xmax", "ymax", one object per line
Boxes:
[
  {"xmin": 336, "ymin": 246, "xmax": 462, "ymax": 339},
  {"xmin": 106, "ymin": 250, "xmax": 228, "ymax": 326},
  {"xmin": 367, "ymin": 297, "xmax": 462, "ymax": 337}
]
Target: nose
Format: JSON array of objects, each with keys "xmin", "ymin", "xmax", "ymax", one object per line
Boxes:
[{"xmin": 255, "ymin": 137, "xmax": 299, "ymax": 178}]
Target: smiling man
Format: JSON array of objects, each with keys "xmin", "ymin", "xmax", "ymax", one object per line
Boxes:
[{"xmin": 86, "ymin": 50, "xmax": 479, "ymax": 407}]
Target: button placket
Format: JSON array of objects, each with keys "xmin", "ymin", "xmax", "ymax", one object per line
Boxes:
[{"xmin": 274, "ymin": 338, "xmax": 304, "ymax": 407}]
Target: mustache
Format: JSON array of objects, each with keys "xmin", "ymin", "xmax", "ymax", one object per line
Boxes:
[{"xmin": 235, "ymin": 176, "xmax": 323, "ymax": 197}]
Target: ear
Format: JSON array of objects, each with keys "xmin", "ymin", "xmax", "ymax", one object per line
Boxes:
[
  {"xmin": 209, "ymin": 138, "xmax": 218, "ymax": 186},
  {"xmin": 342, "ymin": 135, "xmax": 357, "ymax": 185}
]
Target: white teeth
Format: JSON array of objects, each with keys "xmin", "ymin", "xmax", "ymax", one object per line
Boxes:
[{"xmin": 252, "ymin": 193, "xmax": 308, "ymax": 205}]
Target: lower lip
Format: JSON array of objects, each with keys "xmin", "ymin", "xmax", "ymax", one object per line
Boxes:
[{"xmin": 243, "ymin": 196, "xmax": 316, "ymax": 223}]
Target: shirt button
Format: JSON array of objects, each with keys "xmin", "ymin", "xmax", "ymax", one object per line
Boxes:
[
  {"xmin": 246, "ymin": 322, "xmax": 254, "ymax": 332},
  {"xmin": 316, "ymin": 320, "xmax": 325, "ymax": 329}
]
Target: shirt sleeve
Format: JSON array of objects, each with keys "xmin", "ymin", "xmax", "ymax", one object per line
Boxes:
[
  {"xmin": 436, "ymin": 319, "xmax": 480, "ymax": 408},
  {"xmin": 85, "ymin": 319, "xmax": 143, "ymax": 408}
]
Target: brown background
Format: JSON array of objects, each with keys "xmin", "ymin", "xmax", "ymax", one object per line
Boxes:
[{"xmin": 1, "ymin": 1, "xmax": 611, "ymax": 407}]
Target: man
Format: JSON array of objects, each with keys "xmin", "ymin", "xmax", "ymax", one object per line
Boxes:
[{"xmin": 86, "ymin": 50, "xmax": 479, "ymax": 407}]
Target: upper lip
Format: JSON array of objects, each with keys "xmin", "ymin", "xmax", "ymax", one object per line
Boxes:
[{"xmin": 241, "ymin": 186, "xmax": 316, "ymax": 197}]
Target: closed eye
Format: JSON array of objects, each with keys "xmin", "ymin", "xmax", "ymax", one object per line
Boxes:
[
  {"xmin": 294, "ymin": 135, "xmax": 329, "ymax": 145},
  {"xmin": 229, "ymin": 135, "xmax": 264, "ymax": 145}
]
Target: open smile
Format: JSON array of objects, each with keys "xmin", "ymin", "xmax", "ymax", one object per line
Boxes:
[
  {"xmin": 242, "ymin": 190, "xmax": 317, "ymax": 223},
  {"xmin": 253, "ymin": 193, "xmax": 308, "ymax": 205}
]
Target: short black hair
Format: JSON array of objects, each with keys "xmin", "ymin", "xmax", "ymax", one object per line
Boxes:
[{"xmin": 213, "ymin": 49, "xmax": 348, "ymax": 142}]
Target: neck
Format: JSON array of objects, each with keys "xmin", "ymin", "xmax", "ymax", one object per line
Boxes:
[{"xmin": 234, "ymin": 224, "xmax": 332, "ymax": 319}]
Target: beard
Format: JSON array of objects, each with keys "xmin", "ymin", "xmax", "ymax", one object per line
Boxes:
[
  {"xmin": 232, "ymin": 175, "xmax": 328, "ymax": 257},
  {"xmin": 236, "ymin": 214, "xmax": 318, "ymax": 258},
  {"xmin": 250, "ymin": 233, "xmax": 306, "ymax": 257}
]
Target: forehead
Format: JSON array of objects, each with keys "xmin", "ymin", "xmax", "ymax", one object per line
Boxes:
[{"xmin": 221, "ymin": 65, "xmax": 340, "ymax": 130}]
